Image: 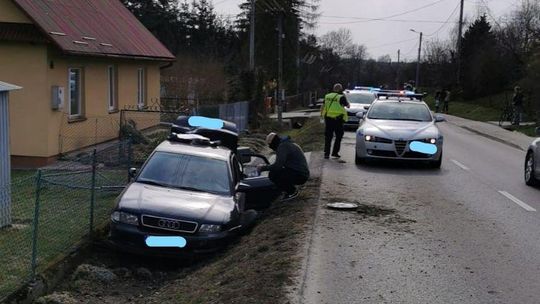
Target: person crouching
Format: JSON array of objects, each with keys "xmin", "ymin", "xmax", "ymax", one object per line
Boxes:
[{"xmin": 258, "ymin": 133, "xmax": 310, "ymax": 201}]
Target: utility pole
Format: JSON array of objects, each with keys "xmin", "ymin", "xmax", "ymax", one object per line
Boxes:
[
  {"xmin": 456, "ymin": 0, "xmax": 465, "ymax": 85},
  {"xmin": 410, "ymin": 29, "xmax": 423, "ymax": 89},
  {"xmin": 277, "ymin": 12, "xmax": 284, "ymax": 124},
  {"xmin": 249, "ymin": 0, "xmax": 256, "ymax": 71},
  {"xmin": 396, "ymin": 49, "xmax": 401, "ymax": 89}
]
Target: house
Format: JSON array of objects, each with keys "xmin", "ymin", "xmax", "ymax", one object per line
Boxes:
[{"xmin": 0, "ymin": 0, "xmax": 175, "ymax": 168}]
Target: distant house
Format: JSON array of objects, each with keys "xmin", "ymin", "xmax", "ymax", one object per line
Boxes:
[{"xmin": 0, "ymin": 0, "xmax": 175, "ymax": 168}]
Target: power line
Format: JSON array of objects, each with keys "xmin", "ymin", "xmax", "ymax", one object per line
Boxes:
[
  {"xmin": 366, "ymin": 37, "xmax": 419, "ymax": 50},
  {"xmin": 315, "ymin": 0, "xmax": 448, "ymax": 25},
  {"xmin": 425, "ymin": 1, "xmax": 461, "ymax": 37},
  {"xmin": 319, "ymin": 17, "xmax": 459, "ymax": 25}
]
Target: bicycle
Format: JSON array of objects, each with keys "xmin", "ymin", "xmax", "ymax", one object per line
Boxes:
[{"xmin": 499, "ymin": 101, "xmax": 514, "ymax": 127}]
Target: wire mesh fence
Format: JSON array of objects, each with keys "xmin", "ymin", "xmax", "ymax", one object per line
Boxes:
[{"xmin": 0, "ymin": 139, "xmax": 147, "ymax": 301}]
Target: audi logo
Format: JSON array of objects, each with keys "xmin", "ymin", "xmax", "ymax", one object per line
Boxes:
[{"xmin": 158, "ymin": 219, "xmax": 181, "ymax": 230}]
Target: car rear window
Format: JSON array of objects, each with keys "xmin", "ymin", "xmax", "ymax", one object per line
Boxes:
[
  {"xmin": 137, "ymin": 152, "xmax": 230, "ymax": 195},
  {"xmin": 345, "ymin": 93, "xmax": 376, "ymax": 104}
]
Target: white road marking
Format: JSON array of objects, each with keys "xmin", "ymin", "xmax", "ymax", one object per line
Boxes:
[
  {"xmin": 498, "ymin": 191, "xmax": 537, "ymax": 212},
  {"xmin": 451, "ymin": 159, "xmax": 470, "ymax": 171}
]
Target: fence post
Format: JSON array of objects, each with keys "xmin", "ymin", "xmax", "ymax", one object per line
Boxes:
[
  {"xmin": 89, "ymin": 149, "xmax": 97, "ymax": 236},
  {"xmin": 127, "ymin": 136, "xmax": 133, "ymax": 183},
  {"xmin": 30, "ymin": 170, "xmax": 42, "ymax": 279}
]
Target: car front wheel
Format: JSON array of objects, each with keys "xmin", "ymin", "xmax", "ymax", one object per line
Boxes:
[
  {"xmin": 525, "ymin": 152, "xmax": 539, "ymax": 186},
  {"xmin": 355, "ymin": 152, "xmax": 366, "ymax": 165}
]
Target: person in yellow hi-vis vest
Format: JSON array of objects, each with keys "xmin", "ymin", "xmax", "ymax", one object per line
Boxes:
[{"xmin": 321, "ymin": 83, "xmax": 350, "ymax": 159}]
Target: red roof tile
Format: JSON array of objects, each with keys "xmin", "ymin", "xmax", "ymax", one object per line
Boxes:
[{"xmin": 12, "ymin": 0, "xmax": 175, "ymax": 61}]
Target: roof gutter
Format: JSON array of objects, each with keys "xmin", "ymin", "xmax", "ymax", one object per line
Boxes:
[{"xmin": 160, "ymin": 61, "xmax": 174, "ymax": 70}]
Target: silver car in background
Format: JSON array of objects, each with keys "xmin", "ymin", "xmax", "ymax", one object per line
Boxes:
[
  {"xmin": 344, "ymin": 90, "xmax": 377, "ymax": 129},
  {"xmin": 355, "ymin": 97, "xmax": 445, "ymax": 168},
  {"xmin": 524, "ymin": 128, "xmax": 540, "ymax": 186}
]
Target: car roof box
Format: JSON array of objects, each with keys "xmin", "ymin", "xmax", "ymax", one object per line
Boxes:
[{"xmin": 171, "ymin": 116, "xmax": 239, "ymax": 151}]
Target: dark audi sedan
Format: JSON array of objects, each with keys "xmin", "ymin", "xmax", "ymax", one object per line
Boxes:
[{"xmin": 109, "ymin": 130, "xmax": 280, "ymax": 256}]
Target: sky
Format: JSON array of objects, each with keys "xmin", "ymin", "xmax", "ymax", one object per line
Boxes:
[{"xmin": 213, "ymin": 0, "xmax": 517, "ymax": 61}]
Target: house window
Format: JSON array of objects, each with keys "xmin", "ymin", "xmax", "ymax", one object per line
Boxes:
[
  {"xmin": 108, "ymin": 66, "xmax": 117, "ymax": 111},
  {"xmin": 68, "ymin": 68, "xmax": 83, "ymax": 118},
  {"xmin": 137, "ymin": 68, "xmax": 146, "ymax": 108}
]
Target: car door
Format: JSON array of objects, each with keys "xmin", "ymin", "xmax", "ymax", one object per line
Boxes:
[{"xmin": 234, "ymin": 154, "xmax": 281, "ymax": 211}]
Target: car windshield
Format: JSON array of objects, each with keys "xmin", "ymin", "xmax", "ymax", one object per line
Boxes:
[
  {"xmin": 137, "ymin": 152, "xmax": 230, "ymax": 195},
  {"xmin": 345, "ymin": 93, "xmax": 376, "ymax": 104},
  {"xmin": 367, "ymin": 102, "xmax": 432, "ymax": 122}
]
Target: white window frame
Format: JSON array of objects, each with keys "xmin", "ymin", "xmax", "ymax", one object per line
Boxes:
[
  {"xmin": 68, "ymin": 68, "xmax": 83, "ymax": 118},
  {"xmin": 107, "ymin": 65, "xmax": 117, "ymax": 112},
  {"xmin": 137, "ymin": 68, "xmax": 146, "ymax": 108}
]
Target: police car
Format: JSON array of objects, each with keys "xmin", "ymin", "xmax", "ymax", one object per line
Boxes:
[
  {"xmin": 355, "ymin": 91, "xmax": 445, "ymax": 168},
  {"xmin": 343, "ymin": 89, "xmax": 377, "ymax": 128},
  {"xmin": 108, "ymin": 116, "xmax": 281, "ymax": 256},
  {"xmin": 525, "ymin": 128, "xmax": 540, "ymax": 186}
]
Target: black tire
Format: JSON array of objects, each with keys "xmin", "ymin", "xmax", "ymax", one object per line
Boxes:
[
  {"xmin": 355, "ymin": 153, "xmax": 366, "ymax": 165},
  {"xmin": 525, "ymin": 152, "xmax": 539, "ymax": 186}
]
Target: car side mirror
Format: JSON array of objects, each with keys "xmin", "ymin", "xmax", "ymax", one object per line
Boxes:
[
  {"xmin": 356, "ymin": 111, "xmax": 365, "ymax": 119},
  {"xmin": 434, "ymin": 115, "xmax": 446, "ymax": 123},
  {"xmin": 236, "ymin": 182, "xmax": 251, "ymax": 192},
  {"xmin": 363, "ymin": 106, "xmax": 370, "ymax": 110},
  {"xmin": 536, "ymin": 127, "xmax": 540, "ymax": 136},
  {"xmin": 128, "ymin": 168, "xmax": 138, "ymax": 178}
]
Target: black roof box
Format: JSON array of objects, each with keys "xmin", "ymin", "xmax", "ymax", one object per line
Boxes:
[{"xmin": 171, "ymin": 116, "xmax": 239, "ymax": 151}]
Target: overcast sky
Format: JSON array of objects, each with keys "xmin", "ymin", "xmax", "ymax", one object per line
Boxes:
[{"xmin": 213, "ymin": 0, "xmax": 516, "ymax": 61}]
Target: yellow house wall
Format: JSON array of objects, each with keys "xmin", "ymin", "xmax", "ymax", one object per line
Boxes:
[
  {"xmin": 48, "ymin": 54, "xmax": 162, "ymax": 155},
  {"xmin": 0, "ymin": 0, "xmax": 32, "ymax": 23},
  {"xmin": 0, "ymin": 42, "xmax": 50, "ymax": 157}
]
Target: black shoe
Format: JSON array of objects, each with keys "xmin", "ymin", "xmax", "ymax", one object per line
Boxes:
[
  {"xmin": 331, "ymin": 154, "xmax": 341, "ymax": 159},
  {"xmin": 324, "ymin": 155, "xmax": 329, "ymax": 159},
  {"xmin": 281, "ymin": 190, "xmax": 299, "ymax": 202}
]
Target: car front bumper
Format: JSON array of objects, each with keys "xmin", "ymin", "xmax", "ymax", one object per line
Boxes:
[
  {"xmin": 108, "ymin": 222, "xmax": 235, "ymax": 257},
  {"xmin": 356, "ymin": 136, "xmax": 443, "ymax": 161}
]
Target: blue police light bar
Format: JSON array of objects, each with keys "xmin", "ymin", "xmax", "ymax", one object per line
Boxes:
[
  {"xmin": 354, "ymin": 86, "xmax": 381, "ymax": 92},
  {"xmin": 376, "ymin": 91, "xmax": 426, "ymax": 100}
]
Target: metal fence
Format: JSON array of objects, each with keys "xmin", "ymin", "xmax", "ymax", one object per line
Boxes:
[
  {"xmin": 0, "ymin": 138, "xmax": 161, "ymax": 301},
  {"xmin": 195, "ymin": 101, "xmax": 250, "ymax": 132}
]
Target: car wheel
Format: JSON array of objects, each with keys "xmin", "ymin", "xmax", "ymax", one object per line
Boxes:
[
  {"xmin": 525, "ymin": 152, "xmax": 539, "ymax": 186},
  {"xmin": 355, "ymin": 153, "xmax": 366, "ymax": 165}
]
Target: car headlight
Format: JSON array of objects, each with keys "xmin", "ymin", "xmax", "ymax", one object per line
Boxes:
[
  {"xmin": 199, "ymin": 224, "xmax": 222, "ymax": 234},
  {"xmin": 111, "ymin": 211, "xmax": 139, "ymax": 226},
  {"xmin": 365, "ymin": 135, "xmax": 392, "ymax": 143},
  {"xmin": 420, "ymin": 138, "xmax": 437, "ymax": 144}
]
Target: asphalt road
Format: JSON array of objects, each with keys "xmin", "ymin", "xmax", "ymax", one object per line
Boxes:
[{"xmin": 297, "ymin": 122, "xmax": 540, "ymax": 304}]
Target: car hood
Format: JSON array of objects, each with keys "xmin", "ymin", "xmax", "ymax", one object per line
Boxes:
[
  {"xmin": 117, "ymin": 182, "xmax": 235, "ymax": 223},
  {"xmin": 361, "ymin": 119, "xmax": 440, "ymax": 140}
]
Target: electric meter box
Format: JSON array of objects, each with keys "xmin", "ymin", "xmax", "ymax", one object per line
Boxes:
[{"xmin": 51, "ymin": 86, "xmax": 65, "ymax": 110}]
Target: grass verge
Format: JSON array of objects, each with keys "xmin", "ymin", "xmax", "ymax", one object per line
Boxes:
[{"xmin": 0, "ymin": 169, "xmax": 123, "ymax": 300}]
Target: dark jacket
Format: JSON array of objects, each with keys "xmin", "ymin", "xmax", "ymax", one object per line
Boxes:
[
  {"xmin": 262, "ymin": 137, "xmax": 310, "ymax": 178},
  {"xmin": 513, "ymin": 92, "xmax": 524, "ymax": 106}
]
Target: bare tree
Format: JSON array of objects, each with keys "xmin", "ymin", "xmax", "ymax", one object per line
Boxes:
[
  {"xmin": 319, "ymin": 28, "xmax": 354, "ymax": 58},
  {"xmin": 496, "ymin": 0, "xmax": 540, "ymax": 63}
]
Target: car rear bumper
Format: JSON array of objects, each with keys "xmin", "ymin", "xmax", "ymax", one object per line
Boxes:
[{"xmin": 108, "ymin": 222, "xmax": 234, "ymax": 257}]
